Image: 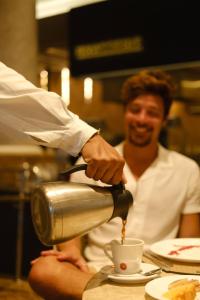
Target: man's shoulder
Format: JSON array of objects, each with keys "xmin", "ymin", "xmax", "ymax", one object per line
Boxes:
[{"xmin": 161, "ymin": 146, "xmax": 199, "ymax": 170}]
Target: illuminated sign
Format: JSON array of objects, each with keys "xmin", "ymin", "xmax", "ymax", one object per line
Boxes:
[{"xmin": 74, "ymin": 36, "xmax": 144, "ymax": 60}]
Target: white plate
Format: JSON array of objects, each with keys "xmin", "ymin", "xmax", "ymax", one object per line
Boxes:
[
  {"xmin": 107, "ymin": 263, "xmax": 160, "ymax": 284},
  {"xmin": 145, "ymin": 275, "xmax": 200, "ymax": 300},
  {"xmin": 150, "ymin": 238, "xmax": 200, "ymax": 262}
]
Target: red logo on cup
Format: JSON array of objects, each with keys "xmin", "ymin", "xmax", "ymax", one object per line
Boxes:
[{"xmin": 120, "ymin": 263, "xmax": 127, "ymax": 270}]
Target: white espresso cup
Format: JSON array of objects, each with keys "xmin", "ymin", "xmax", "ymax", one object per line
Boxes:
[{"xmin": 103, "ymin": 238, "xmax": 144, "ymax": 275}]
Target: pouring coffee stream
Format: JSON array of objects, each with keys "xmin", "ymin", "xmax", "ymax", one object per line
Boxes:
[
  {"xmin": 31, "ymin": 164, "xmax": 133, "ymax": 246},
  {"xmin": 121, "ymin": 219, "xmax": 127, "ymax": 245}
]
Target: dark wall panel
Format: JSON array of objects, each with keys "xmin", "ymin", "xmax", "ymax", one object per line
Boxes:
[{"xmin": 68, "ymin": 0, "xmax": 200, "ymax": 76}]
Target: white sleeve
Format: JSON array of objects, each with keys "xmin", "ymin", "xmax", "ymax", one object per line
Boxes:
[{"xmin": 0, "ymin": 62, "xmax": 97, "ymax": 156}]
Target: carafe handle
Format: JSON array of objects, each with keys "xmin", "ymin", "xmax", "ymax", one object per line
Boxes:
[
  {"xmin": 60, "ymin": 163, "xmax": 87, "ymax": 175},
  {"xmin": 61, "ymin": 163, "xmax": 125, "ymax": 191}
]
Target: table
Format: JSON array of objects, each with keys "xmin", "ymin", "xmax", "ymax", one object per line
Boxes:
[
  {"xmin": 84, "ymin": 272, "xmax": 154, "ymax": 300},
  {"xmin": 83, "ymin": 256, "xmax": 200, "ymax": 300}
]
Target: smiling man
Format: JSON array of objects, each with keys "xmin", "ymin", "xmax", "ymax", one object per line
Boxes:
[
  {"xmin": 125, "ymin": 94, "xmax": 165, "ymax": 147},
  {"xmin": 29, "ymin": 70, "xmax": 200, "ymax": 300},
  {"xmin": 122, "ymin": 72, "xmax": 171, "ymax": 179}
]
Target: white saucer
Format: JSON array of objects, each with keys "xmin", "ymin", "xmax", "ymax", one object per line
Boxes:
[{"xmin": 105, "ymin": 263, "xmax": 161, "ymax": 284}]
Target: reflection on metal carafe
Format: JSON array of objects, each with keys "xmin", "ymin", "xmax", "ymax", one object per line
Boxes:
[{"xmin": 31, "ymin": 164, "xmax": 133, "ymax": 246}]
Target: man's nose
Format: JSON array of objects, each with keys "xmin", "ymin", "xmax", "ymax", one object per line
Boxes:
[{"xmin": 136, "ymin": 110, "xmax": 148, "ymax": 123}]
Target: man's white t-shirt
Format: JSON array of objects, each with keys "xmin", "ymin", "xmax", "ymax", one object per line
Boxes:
[{"xmin": 70, "ymin": 142, "xmax": 200, "ymax": 263}]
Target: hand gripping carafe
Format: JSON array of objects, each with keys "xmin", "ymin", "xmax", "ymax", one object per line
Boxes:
[{"xmin": 31, "ymin": 164, "xmax": 133, "ymax": 246}]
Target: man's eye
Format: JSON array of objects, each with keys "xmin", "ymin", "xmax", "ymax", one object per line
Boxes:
[
  {"xmin": 129, "ymin": 107, "xmax": 140, "ymax": 113},
  {"xmin": 148, "ymin": 110, "xmax": 160, "ymax": 117}
]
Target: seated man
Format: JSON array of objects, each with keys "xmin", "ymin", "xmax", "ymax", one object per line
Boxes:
[{"xmin": 29, "ymin": 69, "xmax": 200, "ymax": 300}]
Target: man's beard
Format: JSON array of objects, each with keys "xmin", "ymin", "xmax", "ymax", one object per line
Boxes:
[{"xmin": 127, "ymin": 125, "xmax": 153, "ymax": 147}]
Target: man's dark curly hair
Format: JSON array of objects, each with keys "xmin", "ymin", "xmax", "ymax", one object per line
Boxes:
[{"xmin": 121, "ymin": 69, "xmax": 176, "ymax": 118}]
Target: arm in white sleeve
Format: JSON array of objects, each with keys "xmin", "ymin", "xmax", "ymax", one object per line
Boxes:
[{"xmin": 0, "ymin": 62, "xmax": 97, "ymax": 156}]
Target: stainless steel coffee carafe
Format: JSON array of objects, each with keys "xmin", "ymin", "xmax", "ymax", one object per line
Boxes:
[{"xmin": 31, "ymin": 164, "xmax": 133, "ymax": 246}]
